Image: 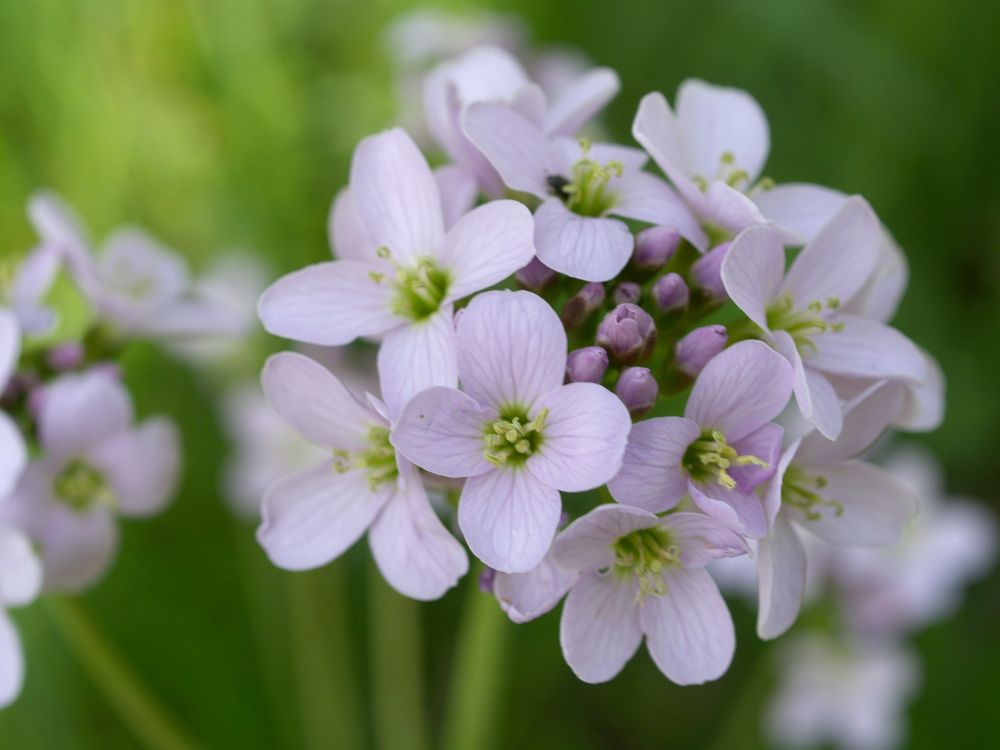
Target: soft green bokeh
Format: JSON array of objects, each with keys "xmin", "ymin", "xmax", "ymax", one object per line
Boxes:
[{"xmin": 1, "ymin": 1, "xmax": 997, "ymax": 748}]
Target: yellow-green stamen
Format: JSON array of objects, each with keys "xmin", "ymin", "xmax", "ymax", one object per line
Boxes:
[
  {"xmin": 548, "ymin": 138, "xmax": 623, "ymax": 218},
  {"xmin": 483, "ymin": 407, "xmax": 548, "ymax": 467},
  {"xmin": 54, "ymin": 458, "xmax": 116, "ymax": 512},
  {"xmin": 612, "ymin": 527, "xmax": 681, "ymax": 602},
  {"xmin": 683, "ymin": 429, "xmax": 769, "ymax": 490},
  {"xmin": 782, "ymin": 466, "xmax": 843, "ymax": 521},
  {"xmin": 766, "ymin": 293, "xmax": 844, "ymax": 353},
  {"xmin": 333, "ymin": 426, "xmax": 398, "ymax": 491}
]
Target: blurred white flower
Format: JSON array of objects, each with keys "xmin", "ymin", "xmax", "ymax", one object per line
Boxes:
[{"xmin": 0, "ymin": 527, "xmax": 42, "ymax": 708}]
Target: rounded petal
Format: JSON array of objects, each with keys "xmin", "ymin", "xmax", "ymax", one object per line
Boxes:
[
  {"xmin": 806, "ymin": 315, "xmax": 927, "ymax": 383},
  {"xmin": 328, "ymin": 188, "xmax": 374, "ymax": 261},
  {"xmin": 368, "ymin": 476, "xmax": 468, "ymax": 601},
  {"xmin": 631, "ymin": 92, "xmax": 706, "ymax": 213},
  {"xmin": 494, "ymin": 553, "xmax": 578, "ymax": 623},
  {"xmin": 608, "ymin": 417, "xmax": 700, "ymax": 513},
  {"xmin": 553, "ymin": 504, "xmax": 660, "ymax": 572},
  {"xmin": 257, "ymin": 461, "xmax": 390, "ymax": 571},
  {"xmin": 455, "ymin": 290, "xmax": 566, "ymax": 411},
  {"xmin": 434, "ymin": 165, "xmax": 479, "ymax": 228},
  {"xmin": 262, "ymin": 352, "xmax": 377, "ymax": 451},
  {"xmin": 349, "ymin": 128, "xmax": 445, "ymax": 264},
  {"xmin": 641, "ymin": 567, "xmax": 735, "ymax": 685},
  {"xmin": 772, "ymin": 330, "xmax": 844, "ymax": 440},
  {"xmin": 0, "ymin": 611, "xmax": 25, "ymax": 708},
  {"xmin": 527, "ymin": 382, "xmax": 631, "ymax": 492},
  {"xmin": 378, "ymin": 309, "xmax": 459, "ymax": 418},
  {"xmin": 756, "ymin": 512, "xmax": 807, "ymax": 640},
  {"xmin": 703, "ymin": 181, "xmax": 769, "ymax": 235},
  {"xmin": 728, "ymin": 422, "xmax": 784, "ymax": 493},
  {"xmin": 0, "ymin": 414, "xmax": 26, "ymax": 500},
  {"xmin": 40, "ymin": 505, "xmax": 119, "ymax": 592},
  {"xmin": 391, "ymin": 387, "xmax": 493, "ymax": 479},
  {"xmin": 545, "ymin": 67, "xmax": 620, "ymax": 137},
  {"xmin": 443, "ymin": 200, "xmax": 536, "ymax": 300},
  {"xmin": 0, "ymin": 528, "xmax": 42, "ymax": 607},
  {"xmin": 560, "ymin": 572, "xmax": 642, "ymax": 683},
  {"xmin": 797, "ymin": 381, "xmax": 904, "ymax": 466},
  {"xmin": 612, "ymin": 173, "xmax": 708, "ymax": 250},
  {"xmin": 534, "ymin": 199, "xmax": 632, "ymax": 282},
  {"xmin": 751, "ymin": 183, "xmax": 847, "ymax": 243},
  {"xmin": 660, "ymin": 512, "xmax": 749, "ymax": 568},
  {"xmin": 88, "ymin": 418, "xmax": 180, "ymax": 518},
  {"xmin": 458, "ymin": 468, "xmax": 561, "ymax": 573},
  {"xmin": 721, "ymin": 224, "xmax": 786, "ymax": 330},
  {"xmin": 894, "ymin": 351, "xmax": 944, "ymax": 432},
  {"xmin": 39, "ymin": 371, "xmax": 133, "ymax": 461},
  {"xmin": 257, "ymin": 261, "xmax": 400, "ymax": 346},
  {"xmin": 685, "ymin": 339, "xmax": 793, "ymax": 441}
]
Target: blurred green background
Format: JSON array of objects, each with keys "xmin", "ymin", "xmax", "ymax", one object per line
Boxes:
[{"xmin": 1, "ymin": 0, "xmax": 998, "ymax": 748}]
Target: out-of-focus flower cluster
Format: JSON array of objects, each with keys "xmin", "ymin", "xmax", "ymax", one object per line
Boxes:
[
  {"xmin": 251, "ymin": 13, "xmax": 985, "ymax": 707},
  {"xmin": 0, "ymin": 194, "xmax": 248, "ymax": 707}
]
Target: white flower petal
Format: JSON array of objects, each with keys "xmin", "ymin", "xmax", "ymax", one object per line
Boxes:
[
  {"xmin": 40, "ymin": 505, "xmax": 119, "ymax": 593},
  {"xmin": 0, "ymin": 528, "xmax": 42, "ymax": 607},
  {"xmin": 608, "ymin": 417, "xmax": 700, "ymax": 513},
  {"xmin": 0, "ymin": 309, "xmax": 19, "ymax": 388},
  {"xmin": 328, "ymin": 188, "xmax": 374, "ymax": 261},
  {"xmin": 553, "ymin": 504, "xmax": 660, "ymax": 572},
  {"xmin": 660, "ymin": 512, "xmax": 749, "ymax": 568},
  {"xmin": 752, "ymin": 183, "xmax": 847, "ymax": 243},
  {"xmin": 0, "ymin": 611, "xmax": 25, "ymax": 708},
  {"xmin": 443, "ymin": 200, "xmax": 535, "ymax": 300},
  {"xmin": 772, "ymin": 331, "xmax": 844, "ymax": 440},
  {"xmin": 560, "ymin": 572, "xmax": 642, "ymax": 683},
  {"xmin": 39, "ymin": 371, "xmax": 133, "ymax": 461},
  {"xmin": 0, "ymin": 414, "xmax": 26, "ymax": 500},
  {"xmin": 534, "ymin": 199, "xmax": 632, "ymax": 282},
  {"xmin": 756, "ymin": 512, "xmax": 807, "ymax": 640},
  {"xmin": 807, "ymin": 315, "xmax": 927, "ymax": 383},
  {"xmin": 612, "ymin": 173, "xmax": 708, "ymax": 250},
  {"xmin": 434, "ymin": 165, "xmax": 480, "ymax": 228},
  {"xmin": 797, "ymin": 381, "xmax": 904, "ymax": 465},
  {"xmin": 494, "ymin": 552, "xmax": 578, "ymax": 623},
  {"xmin": 721, "ymin": 224, "xmax": 786, "ymax": 330},
  {"xmin": 631, "ymin": 92, "xmax": 705, "ymax": 211},
  {"xmin": 689, "ymin": 481, "xmax": 768, "ymax": 540},
  {"xmin": 88, "ymin": 419, "xmax": 180, "ymax": 518},
  {"xmin": 378, "ymin": 309, "xmax": 459, "ymax": 418},
  {"xmin": 545, "ymin": 67, "xmax": 620, "ymax": 136}
]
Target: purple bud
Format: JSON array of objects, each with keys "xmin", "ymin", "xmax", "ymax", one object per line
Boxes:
[
  {"xmin": 675, "ymin": 325, "xmax": 728, "ymax": 378},
  {"xmin": 560, "ymin": 282, "xmax": 606, "ymax": 329},
  {"xmin": 613, "ymin": 282, "xmax": 641, "ymax": 305},
  {"xmin": 565, "ymin": 346, "xmax": 609, "ymax": 384},
  {"xmin": 478, "ymin": 568, "xmax": 496, "ymax": 594},
  {"xmin": 596, "ymin": 303, "xmax": 657, "ymax": 364},
  {"xmin": 652, "ymin": 273, "xmax": 689, "ymax": 312},
  {"xmin": 633, "ymin": 225, "xmax": 680, "ymax": 271},
  {"xmin": 515, "ymin": 257, "xmax": 556, "ymax": 291},
  {"xmin": 615, "ymin": 367, "xmax": 658, "ymax": 418},
  {"xmin": 27, "ymin": 384, "xmax": 48, "ymax": 420},
  {"xmin": 691, "ymin": 242, "xmax": 731, "ymax": 302},
  {"xmin": 46, "ymin": 342, "xmax": 85, "ymax": 371}
]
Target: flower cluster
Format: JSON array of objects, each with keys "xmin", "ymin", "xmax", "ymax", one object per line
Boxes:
[
  {"xmin": 0, "ymin": 194, "xmax": 243, "ymax": 706},
  {"xmin": 256, "ymin": 42, "xmax": 945, "ymax": 688}
]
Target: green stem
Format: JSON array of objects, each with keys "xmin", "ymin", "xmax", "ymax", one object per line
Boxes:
[
  {"xmin": 45, "ymin": 596, "xmax": 198, "ymax": 750},
  {"xmin": 368, "ymin": 564, "xmax": 430, "ymax": 750},
  {"xmin": 441, "ymin": 570, "xmax": 508, "ymax": 750}
]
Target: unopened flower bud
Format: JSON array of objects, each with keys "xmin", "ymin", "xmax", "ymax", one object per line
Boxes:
[
  {"xmin": 566, "ymin": 346, "xmax": 609, "ymax": 384},
  {"xmin": 479, "ymin": 568, "xmax": 496, "ymax": 594},
  {"xmin": 515, "ymin": 257, "xmax": 556, "ymax": 291},
  {"xmin": 613, "ymin": 282, "xmax": 641, "ymax": 305},
  {"xmin": 633, "ymin": 225, "xmax": 680, "ymax": 271},
  {"xmin": 675, "ymin": 325, "xmax": 728, "ymax": 378},
  {"xmin": 560, "ymin": 282, "xmax": 605, "ymax": 330},
  {"xmin": 47, "ymin": 342, "xmax": 85, "ymax": 371},
  {"xmin": 652, "ymin": 273, "xmax": 689, "ymax": 312},
  {"xmin": 596, "ymin": 304, "xmax": 656, "ymax": 364},
  {"xmin": 615, "ymin": 367, "xmax": 658, "ymax": 418},
  {"xmin": 691, "ymin": 242, "xmax": 731, "ymax": 302}
]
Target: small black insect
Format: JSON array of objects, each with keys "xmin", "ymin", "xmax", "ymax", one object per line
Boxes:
[{"xmin": 546, "ymin": 174, "xmax": 571, "ymax": 201}]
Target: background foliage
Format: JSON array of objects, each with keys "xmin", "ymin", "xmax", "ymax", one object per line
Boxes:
[{"xmin": 1, "ymin": 0, "xmax": 997, "ymax": 747}]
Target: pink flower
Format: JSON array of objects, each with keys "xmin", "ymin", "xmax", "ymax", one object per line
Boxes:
[
  {"xmin": 554, "ymin": 505, "xmax": 746, "ymax": 684},
  {"xmin": 609, "ymin": 340, "xmax": 793, "ymax": 538},
  {"xmin": 392, "ymin": 290, "xmax": 632, "ymax": 573},
  {"xmin": 257, "ymin": 352, "xmax": 468, "ymax": 600},
  {"xmin": 258, "ymin": 128, "xmax": 535, "ymax": 414}
]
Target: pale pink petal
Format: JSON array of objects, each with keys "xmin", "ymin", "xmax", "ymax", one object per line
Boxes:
[
  {"xmin": 458, "ymin": 468, "xmax": 561, "ymax": 573},
  {"xmin": 443, "ymin": 200, "xmax": 535, "ymax": 299},
  {"xmin": 39, "ymin": 371, "xmax": 133, "ymax": 460},
  {"xmin": 894, "ymin": 351, "xmax": 944, "ymax": 432},
  {"xmin": 258, "ymin": 261, "xmax": 400, "ymax": 346},
  {"xmin": 641, "ymin": 567, "xmax": 735, "ymax": 685},
  {"xmin": 494, "ymin": 553, "xmax": 578, "ymax": 623},
  {"xmin": 257, "ymin": 461, "xmax": 390, "ymax": 571},
  {"xmin": 455, "ymin": 290, "xmax": 566, "ymax": 410},
  {"xmin": 463, "ymin": 102, "xmax": 567, "ymax": 199},
  {"xmin": 612, "ymin": 173, "xmax": 708, "ymax": 250},
  {"xmin": 689, "ymin": 481, "xmax": 768, "ymax": 539},
  {"xmin": 553, "ymin": 504, "xmax": 660, "ymax": 572},
  {"xmin": 350, "ymin": 128, "xmax": 445, "ymax": 264},
  {"xmin": 368, "ymin": 474, "xmax": 468, "ymax": 600},
  {"xmin": 781, "ymin": 196, "xmax": 880, "ymax": 307},
  {"xmin": 752, "ymin": 183, "xmax": 847, "ymax": 243},
  {"xmin": 756, "ymin": 512, "xmax": 807, "ymax": 639},
  {"xmin": 806, "ymin": 315, "xmax": 927, "ymax": 383},
  {"xmin": 434, "ymin": 164, "xmax": 479, "ymax": 228},
  {"xmin": 797, "ymin": 381, "xmax": 904, "ymax": 466},
  {"xmin": 685, "ymin": 340, "xmax": 793, "ymax": 441},
  {"xmin": 534, "ymin": 199, "xmax": 632, "ymax": 282},
  {"xmin": 391, "ymin": 386, "xmax": 493, "ymax": 478},
  {"xmin": 527, "ymin": 382, "xmax": 631, "ymax": 492},
  {"xmin": 676, "ymin": 79, "xmax": 769, "ymax": 184},
  {"xmin": 772, "ymin": 330, "xmax": 843, "ymax": 440},
  {"xmin": 703, "ymin": 181, "xmax": 768, "ymax": 235},
  {"xmin": 0, "ymin": 309, "xmax": 18, "ymax": 387},
  {"xmin": 560, "ymin": 572, "xmax": 642, "ymax": 683},
  {"xmin": 0, "ymin": 528, "xmax": 42, "ymax": 607},
  {"xmin": 328, "ymin": 188, "xmax": 374, "ymax": 261},
  {"xmin": 724, "ymin": 423, "xmax": 784, "ymax": 495},
  {"xmin": 39, "ymin": 505, "xmax": 119, "ymax": 592},
  {"xmin": 844, "ymin": 229, "xmax": 907, "ymax": 323},
  {"xmin": 793, "ymin": 461, "xmax": 916, "ymax": 546},
  {"xmin": 721, "ymin": 224, "xmax": 786, "ymax": 329},
  {"xmin": 631, "ymin": 92, "xmax": 706, "ymax": 211},
  {"xmin": 0, "ymin": 611, "xmax": 25, "ymax": 708},
  {"xmin": 262, "ymin": 352, "xmax": 377, "ymax": 451},
  {"xmin": 0, "ymin": 415, "xmax": 26, "ymax": 500},
  {"xmin": 378, "ymin": 309, "xmax": 459, "ymax": 417},
  {"xmin": 88, "ymin": 418, "xmax": 180, "ymax": 518},
  {"xmin": 763, "ymin": 440, "xmax": 802, "ymax": 529},
  {"xmin": 545, "ymin": 67, "xmax": 620, "ymax": 136},
  {"xmin": 660, "ymin": 512, "xmax": 748, "ymax": 568},
  {"xmin": 608, "ymin": 417, "xmax": 700, "ymax": 513}
]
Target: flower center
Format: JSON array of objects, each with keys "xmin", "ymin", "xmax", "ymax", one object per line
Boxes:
[
  {"xmin": 683, "ymin": 429, "xmax": 768, "ymax": 490},
  {"xmin": 370, "ymin": 252, "xmax": 450, "ymax": 322},
  {"xmin": 333, "ymin": 426, "xmax": 398, "ymax": 491},
  {"xmin": 691, "ymin": 150, "xmax": 774, "ymax": 195},
  {"xmin": 547, "ymin": 138, "xmax": 622, "ymax": 218},
  {"xmin": 54, "ymin": 458, "xmax": 115, "ymax": 512},
  {"xmin": 782, "ymin": 466, "xmax": 843, "ymax": 521},
  {"xmin": 612, "ymin": 527, "xmax": 680, "ymax": 601},
  {"xmin": 766, "ymin": 293, "xmax": 844, "ymax": 353},
  {"xmin": 482, "ymin": 407, "xmax": 548, "ymax": 467}
]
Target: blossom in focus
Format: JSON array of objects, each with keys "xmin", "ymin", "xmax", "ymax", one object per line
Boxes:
[
  {"xmin": 0, "ymin": 310, "xmax": 26, "ymax": 498},
  {"xmin": 0, "ymin": 369, "xmax": 180, "ymax": 592},
  {"xmin": 257, "ymin": 351, "xmax": 468, "ymax": 600},
  {"xmin": 632, "ymin": 79, "xmax": 848, "ymax": 247},
  {"xmin": 258, "ymin": 128, "xmax": 535, "ymax": 414},
  {"xmin": 554, "ymin": 505, "xmax": 746, "ymax": 684},
  {"xmin": 610, "ymin": 340, "xmax": 792, "ymax": 538},
  {"xmin": 722, "ymin": 197, "xmax": 927, "ymax": 439},
  {"xmin": 392, "ymin": 290, "xmax": 631, "ymax": 573},
  {"xmin": 0, "ymin": 527, "xmax": 42, "ymax": 708}
]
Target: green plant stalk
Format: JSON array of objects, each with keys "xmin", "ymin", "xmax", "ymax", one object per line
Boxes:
[
  {"xmin": 369, "ymin": 564, "xmax": 430, "ymax": 750},
  {"xmin": 45, "ymin": 596, "xmax": 198, "ymax": 750},
  {"xmin": 441, "ymin": 569, "xmax": 509, "ymax": 750}
]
